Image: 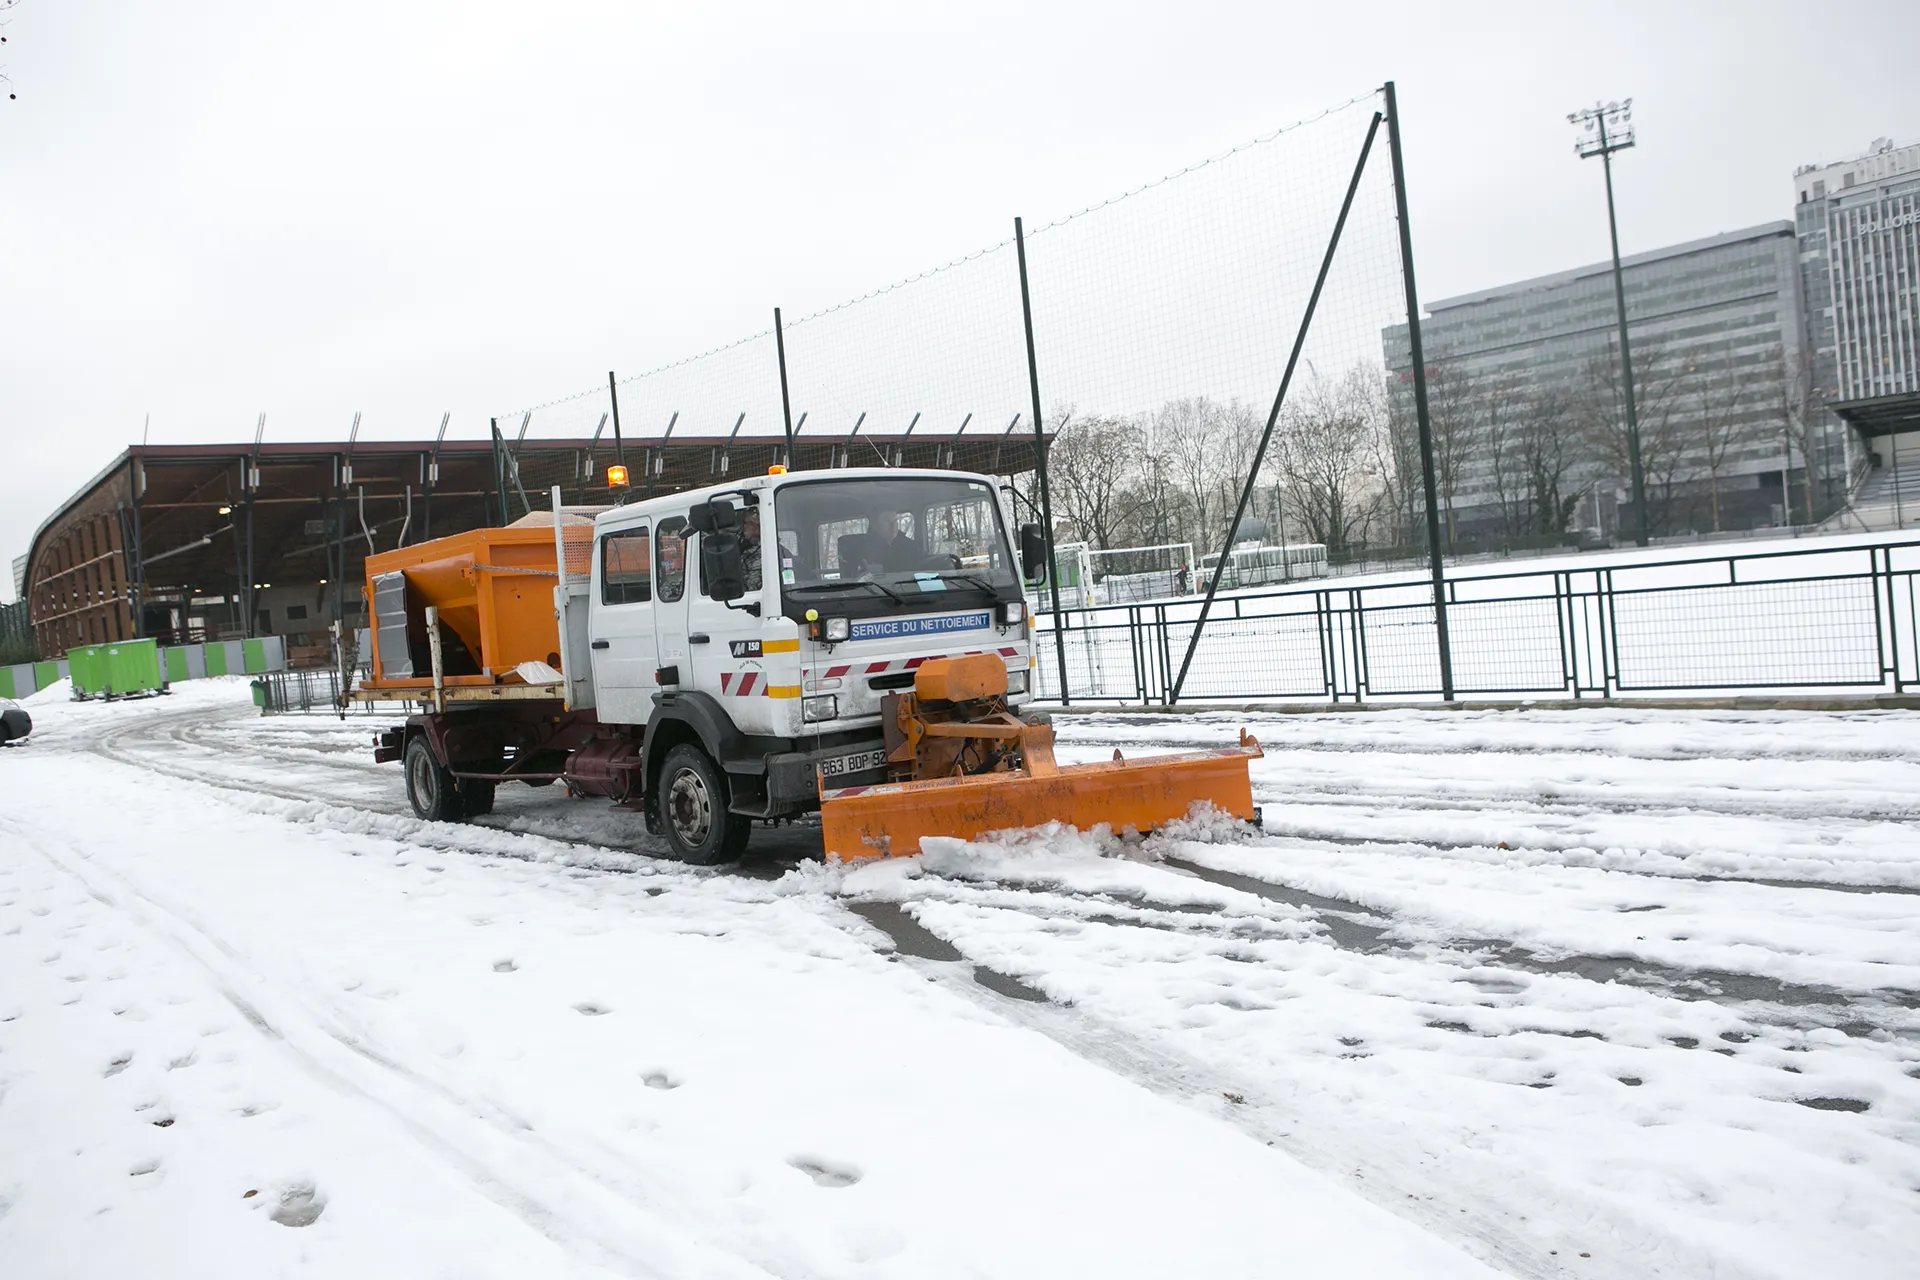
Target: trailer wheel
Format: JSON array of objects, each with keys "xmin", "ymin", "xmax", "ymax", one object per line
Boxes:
[
  {"xmin": 405, "ymin": 736, "xmax": 466, "ymax": 823},
  {"xmin": 657, "ymin": 743, "xmax": 750, "ymax": 865}
]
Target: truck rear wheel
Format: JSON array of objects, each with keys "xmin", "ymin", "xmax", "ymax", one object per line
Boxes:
[
  {"xmin": 658, "ymin": 743, "xmax": 750, "ymax": 865},
  {"xmin": 405, "ymin": 736, "xmax": 467, "ymax": 823}
]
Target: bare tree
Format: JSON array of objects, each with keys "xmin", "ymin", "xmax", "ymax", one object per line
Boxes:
[
  {"xmin": 1420, "ymin": 354, "xmax": 1485, "ymax": 547},
  {"xmin": 1691, "ymin": 377, "xmax": 1750, "ymax": 533},
  {"xmin": 1157, "ymin": 397, "xmax": 1229, "ymax": 553},
  {"xmin": 1520, "ymin": 385, "xmax": 1584, "ymax": 535},
  {"xmin": 1475, "ymin": 370, "xmax": 1538, "ymax": 539},
  {"xmin": 1046, "ymin": 413, "xmax": 1150, "ymax": 549},
  {"xmin": 1774, "ymin": 345, "xmax": 1831, "ymax": 523},
  {"xmin": 1277, "ymin": 364, "xmax": 1389, "ymax": 553},
  {"xmin": 1580, "ymin": 336, "xmax": 1690, "ymax": 535},
  {"xmin": 1376, "ymin": 376, "xmax": 1426, "ymax": 547}
]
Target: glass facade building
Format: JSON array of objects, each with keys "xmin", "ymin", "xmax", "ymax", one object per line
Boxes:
[
  {"xmin": 1383, "ymin": 223, "xmax": 1829, "ymax": 540},
  {"xmin": 1795, "ymin": 139, "xmax": 1920, "ymax": 406}
]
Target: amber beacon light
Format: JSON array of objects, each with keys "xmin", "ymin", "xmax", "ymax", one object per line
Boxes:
[{"xmin": 605, "ymin": 464, "xmax": 630, "ymax": 488}]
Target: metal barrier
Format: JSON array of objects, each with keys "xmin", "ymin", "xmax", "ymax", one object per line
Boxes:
[
  {"xmin": 1034, "ymin": 538, "xmax": 1920, "ymax": 704},
  {"xmin": 255, "ymin": 669, "xmax": 388, "ymax": 716}
]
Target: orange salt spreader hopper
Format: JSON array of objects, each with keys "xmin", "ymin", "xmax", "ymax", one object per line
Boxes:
[{"xmin": 817, "ymin": 653, "xmax": 1262, "ymax": 860}]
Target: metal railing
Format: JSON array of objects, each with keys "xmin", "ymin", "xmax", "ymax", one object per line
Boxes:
[
  {"xmin": 1034, "ymin": 537, "xmax": 1920, "ymax": 704},
  {"xmin": 255, "ymin": 669, "xmax": 386, "ymax": 716}
]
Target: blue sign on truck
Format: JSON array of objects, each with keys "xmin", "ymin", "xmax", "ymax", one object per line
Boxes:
[{"xmin": 849, "ymin": 611, "xmax": 991, "ymax": 642}]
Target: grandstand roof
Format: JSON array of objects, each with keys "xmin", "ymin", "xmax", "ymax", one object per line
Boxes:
[{"xmin": 23, "ymin": 429, "xmax": 1050, "ymax": 652}]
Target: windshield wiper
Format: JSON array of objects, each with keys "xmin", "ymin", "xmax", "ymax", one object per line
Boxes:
[
  {"xmin": 934, "ymin": 571, "xmax": 1002, "ymax": 594},
  {"xmin": 787, "ymin": 579, "xmax": 909, "ymax": 605}
]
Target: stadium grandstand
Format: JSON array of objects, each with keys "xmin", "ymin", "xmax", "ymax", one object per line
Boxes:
[{"xmin": 19, "ymin": 426, "xmax": 1049, "ymax": 668}]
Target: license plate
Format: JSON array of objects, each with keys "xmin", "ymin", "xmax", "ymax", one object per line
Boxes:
[{"xmin": 821, "ymin": 747, "xmax": 888, "ymax": 779}]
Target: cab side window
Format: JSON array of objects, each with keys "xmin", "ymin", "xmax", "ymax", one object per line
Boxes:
[
  {"xmin": 657, "ymin": 516, "xmax": 689, "ymax": 603},
  {"xmin": 601, "ymin": 528, "xmax": 652, "ymax": 605}
]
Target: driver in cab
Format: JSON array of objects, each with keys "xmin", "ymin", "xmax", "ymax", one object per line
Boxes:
[{"xmin": 871, "ymin": 509, "xmax": 921, "ymax": 572}]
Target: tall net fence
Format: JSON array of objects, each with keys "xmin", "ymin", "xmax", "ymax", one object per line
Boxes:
[
  {"xmin": 496, "ymin": 89, "xmax": 1413, "ymax": 562},
  {"xmin": 494, "ymin": 85, "xmax": 1460, "ymax": 703},
  {"xmin": 1018, "ymin": 95, "xmax": 1407, "ymax": 562}
]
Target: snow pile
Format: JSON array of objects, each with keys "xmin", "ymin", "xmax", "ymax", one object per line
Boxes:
[{"xmin": 21, "ymin": 676, "xmax": 71, "ymax": 705}]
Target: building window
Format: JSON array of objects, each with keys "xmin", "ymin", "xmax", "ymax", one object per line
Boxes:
[{"xmin": 284, "ymin": 604, "xmax": 308, "ymax": 621}]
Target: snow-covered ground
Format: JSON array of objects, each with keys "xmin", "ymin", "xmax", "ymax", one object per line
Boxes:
[{"xmin": 3, "ymin": 680, "xmax": 1918, "ymax": 1277}]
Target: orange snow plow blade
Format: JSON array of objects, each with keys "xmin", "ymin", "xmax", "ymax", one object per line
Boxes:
[
  {"xmin": 815, "ymin": 654, "xmax": 1261, "ymax": 860},
  {"xmin": 818, "ymin": 734, "xmax": 1263, "ymax": 860}
]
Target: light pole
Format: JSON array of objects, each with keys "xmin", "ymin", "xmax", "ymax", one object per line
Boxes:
[{"xmin": 1569, "ymin": 99, "xmax": 1648, "ymax": 547}]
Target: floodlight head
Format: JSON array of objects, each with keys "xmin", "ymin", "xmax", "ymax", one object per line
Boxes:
[{"xmin": 1569, "ymin": 97, "xmax": 1636, "ymax": 159}]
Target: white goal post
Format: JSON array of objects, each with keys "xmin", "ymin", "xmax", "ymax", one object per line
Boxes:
[{"xmin": 1087, "ymin": 542, "xmax": 1196, "ymax": 604}]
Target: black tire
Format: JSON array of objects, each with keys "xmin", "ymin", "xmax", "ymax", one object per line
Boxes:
[
  {"xmin": 404, "ymin": 736, "xmax": 467, "ymax": 823},
  {"xmin": 656, "ymin": 743, "xmax": 751, "ymax": 865}
]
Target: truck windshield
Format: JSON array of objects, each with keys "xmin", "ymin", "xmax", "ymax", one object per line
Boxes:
[{"xmin": 772, "ymin": 476, "xmax": 1019, "ymax": 615}]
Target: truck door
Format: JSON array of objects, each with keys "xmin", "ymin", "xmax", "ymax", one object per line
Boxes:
[
  {"xmin": 588, "ymin": 519, "xmax": 658, "ymax": 726},
  {"xmin": 651, "ymin": 514, "xmax": 692, "ymax": 695},
  {"xmin": 686, "ymin": 500, "xmax": 773, "ymax": 734}
]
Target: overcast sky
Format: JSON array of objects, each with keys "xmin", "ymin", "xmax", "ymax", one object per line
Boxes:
[{"xmin": 3, "ymin": 0, "xmax": 1916, "ymax": 597}]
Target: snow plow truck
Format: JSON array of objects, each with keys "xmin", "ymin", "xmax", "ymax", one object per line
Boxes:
[{"xmin": 354, "ymin": 467, "xmax": 1261, "ymax": 863}]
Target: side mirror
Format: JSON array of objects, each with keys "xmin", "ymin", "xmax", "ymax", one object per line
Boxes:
[
  {"xmin": 701, "ymin": 529, "xmax": 748, "ymax": 601},
  {"xmin": 1018, "ymin": 523, "xmax": 1046, "ymax": 581}
]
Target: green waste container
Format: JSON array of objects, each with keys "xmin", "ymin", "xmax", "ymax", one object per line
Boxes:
[
  {"xmin": 102, "ymin": 639, "xmax": 165, "ymax": 697},
  {"xmin": 250, "ymin": 678, "xmax": 270, "ymax": 709},
  {"xmin": 66, "ymin": 645, "xmax": 107, "ymax": 699}
]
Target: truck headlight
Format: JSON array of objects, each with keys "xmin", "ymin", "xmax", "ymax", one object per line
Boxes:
[
  {"xmin": 1006, "ymin": 670, "xmax": 1028, "ymax": 696},
  {"xmin": 1002, "ymin": 601, "xmax": 1026, "ymax": 625},
  {"xmin": 824, "ymin": 617, "xmax": 850, "ymax": 642},
  {"xmin": 802, "ymin": 694, "xmax": 838, "ymax": 723}
]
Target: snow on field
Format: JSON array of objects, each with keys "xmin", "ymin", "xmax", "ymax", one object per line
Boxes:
[{"xmin": 4, "ymin": 680, "xmax": 1919, "ymax": 1278}]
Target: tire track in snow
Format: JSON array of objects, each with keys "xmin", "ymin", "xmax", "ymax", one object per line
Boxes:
[
  {"xmin": 79, "ymin": 702, "xmax": 700, "ymax": 878},
  {"xmin": 3, "ymin": 813, "xmax": 775, "ymax": 1280},
  {"xmin": 843, "ymin": 890, "xmax": 1687, "ymax": 1280}
]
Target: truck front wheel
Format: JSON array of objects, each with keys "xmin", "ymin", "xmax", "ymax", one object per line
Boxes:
[
  {"xmin": 405, "ymin": 736, "xmax": 467, "ymax": 823},
  {"xmin": 657, "ymin": 743, "xmax": 750, "ymax": 865}
]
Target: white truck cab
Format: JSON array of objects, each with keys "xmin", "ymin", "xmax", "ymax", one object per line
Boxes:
[{"xmin": 549, "ymin": 467, "xmax": 1042, "ymax": 856}]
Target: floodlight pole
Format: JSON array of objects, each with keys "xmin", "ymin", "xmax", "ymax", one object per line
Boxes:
[
  {"xmin": 1571, "ymin": 99, "xmax": 1648, "ymax": 547},
  {"xmin": 1014, "ymin": 215, "xmax": 1072, "ymax": 706}
]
